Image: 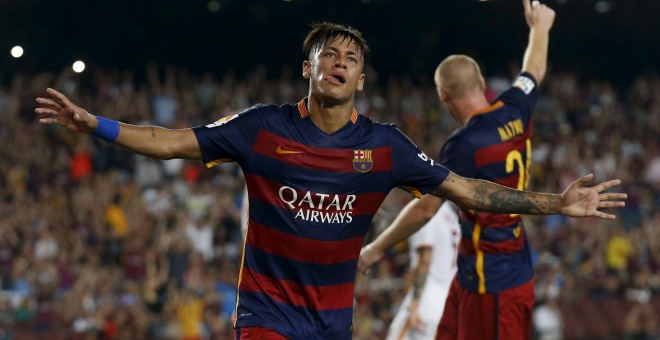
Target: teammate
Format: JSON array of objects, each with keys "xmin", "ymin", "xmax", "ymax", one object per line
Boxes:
[
  {"xmin": 387, "ymin": 202, "xmax": 461, "ymax": 340},
  {"xmin": 36, "ymin": 21, "xmax": 624, "ymax": 340},
  {"xmin": 360, "ymin": 1, "xmax": 557, "ymax": 339}
]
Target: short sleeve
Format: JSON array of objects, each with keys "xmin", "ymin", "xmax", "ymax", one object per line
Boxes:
[
  {"xmin": 192, "ymin": 106, "xmax": 263, "ymax": 167},
  {"xmin": 496, "ymin": 72, "xmax": 539, "ymax": 122},
  {"xmin": 389, "ymin": 126, "xmax": 450, "ymax": 197}
]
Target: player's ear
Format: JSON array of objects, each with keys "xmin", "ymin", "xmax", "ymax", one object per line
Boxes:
[
  {"xmin": 302, "ymin": 60, "xmax": 311, "ymax": 79},
  {"xmin": 439, "ymin": 88, "xmax": 449, "ymax": 102},
  {"xmin": 356, "ymin": 73, "xmax": 366, "ymax": 92}
]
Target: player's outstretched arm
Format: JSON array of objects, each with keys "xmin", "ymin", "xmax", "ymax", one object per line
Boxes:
[
  {"xmin": 433, "ymin": 172, "xmax": 626, "ymax": 220},
  {"xmin": 358, "ymin": 195, "xmax": 442, "ymax": 273},
  {"xmin": 36, "ymin": 88, "xmax": 202, "ymax": 160},
  {"xmin": 521, "ymin": 0, "xmax": 555, "ymax": 85}
]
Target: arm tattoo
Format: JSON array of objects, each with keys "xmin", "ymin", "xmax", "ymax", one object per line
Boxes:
[
  {"xmin": 474, "ymin": 185, "xmax": 487, "ymax": 208},
  {"xmin": 472, "ymin": 180, "xmax": 559, "ymax": 215},
  {"xmin": 488, "ymin": 189, "xmax": 540, "ymax": 214},
  {"xmin": 431, "ymin": 173, "xmax": 457, "ymax": 198}
]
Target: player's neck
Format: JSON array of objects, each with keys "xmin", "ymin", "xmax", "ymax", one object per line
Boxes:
[
  {"xmin": 452, "ymin": 95, "xmax": 490, "ymax": 126},
  {"xmin": 306, "ymin": 96, "xmax": 355, "ymax": 134}
]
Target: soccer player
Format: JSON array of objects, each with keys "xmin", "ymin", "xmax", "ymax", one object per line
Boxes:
[
  {"xmin": 37, "ymin": 20, "xmax": 624, "ymax": 340},
  {"xmin": 359, "ymin": 1, "xmax": 558, "ymax": 339},
  {"xmin": 387, "ymin": 202, "xmax": 461, "ymax": 340}
]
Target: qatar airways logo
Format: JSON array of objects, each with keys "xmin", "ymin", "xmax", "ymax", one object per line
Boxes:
[{"xmin": 278, "ymin": 186, "xmax": 354, "ymax": 223}]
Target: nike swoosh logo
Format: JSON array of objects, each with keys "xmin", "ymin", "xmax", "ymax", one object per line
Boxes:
[{"xmin": 276, "ymin": 145, "xmax": 303, "ymax": 155}]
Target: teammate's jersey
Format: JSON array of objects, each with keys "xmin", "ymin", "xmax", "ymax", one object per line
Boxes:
[
  {"xmin": 387, "ymin": 202, "xmax": 461, "ymax": 340},
  {"xmin": 193, "ymin": 98, "xmax": 450, "ymax": 339},
  {"xmin": 438, "ymin": 73, "xmax": 538, "ymax": 294}
]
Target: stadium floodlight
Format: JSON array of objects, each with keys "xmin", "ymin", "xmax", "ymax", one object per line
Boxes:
[
  {"xmin": 11, "ymin": 46, "xmax": 24, "ymax": 58},
  {"xmin": 72, "ymin": 60, "xmax": 86, "ymax": 73}
]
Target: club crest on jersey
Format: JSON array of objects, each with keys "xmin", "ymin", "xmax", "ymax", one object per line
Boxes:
[{"xmin": 352, "ymin": 149, "xmax": 373, "ymax": 173}]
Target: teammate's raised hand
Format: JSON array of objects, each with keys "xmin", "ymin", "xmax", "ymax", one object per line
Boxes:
[
  {"xmin": 523, "ymin": 0, "xmax": 555, "ymax": 31},
  {"xmin": 36, "ymin": 88, "xmax": 98, "ymax": 134}
]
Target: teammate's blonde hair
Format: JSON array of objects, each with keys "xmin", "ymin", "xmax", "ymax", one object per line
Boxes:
[{"xmin": 434, "ymin": 55, "xmax": 485, "ymax": 99}]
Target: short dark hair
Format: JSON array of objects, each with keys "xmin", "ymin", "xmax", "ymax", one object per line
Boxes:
[{"xmin": 302, "ymin": 22, "xmax": 370, "ymax": 60}]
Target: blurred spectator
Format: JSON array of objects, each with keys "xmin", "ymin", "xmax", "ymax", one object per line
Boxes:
[{"xmin": 0, "ymin": 65, "xmax": 657, "ymax": 339}]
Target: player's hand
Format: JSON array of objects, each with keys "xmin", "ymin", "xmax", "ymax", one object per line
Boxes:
[
  {"xmin": 36, "ymin": 88, "xmax": 98, "ymax": 134},
  {"xmin": 358, "ymin": 243, "xmax": 384, "ymax": 275},
  {"xmin": 560, "ymin": 174, "xmax": 627, "ymax": 220},
  {"xmin": 523, "ymin": 0, "xmax": 555, "ymax": 31}
]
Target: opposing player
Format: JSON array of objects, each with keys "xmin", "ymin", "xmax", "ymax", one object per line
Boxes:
[
  {"xmin": 37, "ymin": 20, "xmax": 623, "ymax": 339},
  {"xmin": 360, "ymin": 1, "xmax": 558, "ymax": 339},
  {"xmin": 387, "ymin": 202, "xmax": 461, "ymax": 340}
]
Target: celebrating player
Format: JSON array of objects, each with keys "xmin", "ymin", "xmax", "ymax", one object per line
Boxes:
[
  {"xmin": 37, "ymin": 19, "xmax": 623, "ymax": 339},
  {"xmin": 360, "ymin": 1, "xmax": 560, "ymax": 339}
]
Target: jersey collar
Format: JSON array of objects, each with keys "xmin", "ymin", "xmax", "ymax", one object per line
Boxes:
[
  {"xmin": 465, "ymin": 100, "xmax": 504, "ymax": 125},
  {"xmin": 297, "ymin": 97, "xmax": 359, "ymax": 124}
]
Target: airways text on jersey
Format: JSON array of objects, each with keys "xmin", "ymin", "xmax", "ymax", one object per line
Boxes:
[{"xmin": 279, "ymin": 186, "xmax": 355, "ymax": 223}]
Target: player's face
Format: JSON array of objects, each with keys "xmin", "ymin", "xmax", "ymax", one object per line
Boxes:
[{"xmin": 303, "ymin": 37, "xmax": 366, "ymax": 104}]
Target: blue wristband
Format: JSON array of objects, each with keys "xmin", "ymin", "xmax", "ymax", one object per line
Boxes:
[{"xmin": 93, "ymin": 116, "xmax": 120, "ymax": 143}]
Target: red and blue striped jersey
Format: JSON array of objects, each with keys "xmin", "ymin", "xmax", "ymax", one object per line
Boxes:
[
  {"xmin": 439, "ymin": 73, "xmax": 539, "ymax": 294},
  {"xmin": 193, "ymin": 98, "xmax": 450, "ymax": 339}
]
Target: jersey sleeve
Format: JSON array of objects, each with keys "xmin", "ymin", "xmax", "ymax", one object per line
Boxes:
[
  {"xmin": 192, "ymin": 105, "xmax": 263, "ymax": 167},
  {"xmin": 389, "ymin": 125, "xmax": 450, "ymax": 198},
  {"xmin": 496, "ymin": 72, "xmax": 539, "ymax": 122}
]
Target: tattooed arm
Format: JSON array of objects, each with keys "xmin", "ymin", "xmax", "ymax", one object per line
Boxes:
[
  {"xmin": 434, "ymin": 172, "xmax": 626, "ymax": 219},
  {"xmin": 36, "ymin": 88, "xmax": 201, "ymax": 160}
]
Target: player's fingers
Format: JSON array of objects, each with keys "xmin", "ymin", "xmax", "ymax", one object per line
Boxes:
[
  {"xmin": 593, "ymin": 179, "xmax": 621, "ymax": 192},
  {"xmin": 38, "ymin": 117, "xmax": 64, "ymax": 125},
  {"xmin": 46, "ymin": 88, "xmax": 74, "ymax": 107},
  {"xmin": 598, "ymin": 192, "xmax": 627, "ymax": 201},
  {"xmin": 35, "ymin": 107, "xmax": 60, "ymax": 116},
  {"xmin": 36, "ymin": 97, "xmax": 64, "ymax": 110},
  {"xmin": 532, "ymin": 0, "xmax": 540, "ymax": 7},
  {"xmin": 592, "ymin": 211, "xmax": 616, "ymax": 220},
  {"xmin": 523, "ymin": 0, "xmax": 532, "ymax": 12},
  {"xmin": 570, "ymin": 173, "xmax": 593, "ymax": 189},
  {"xmin": 598, "ymin": 201, "xmax": 625, "ymax": 208}
]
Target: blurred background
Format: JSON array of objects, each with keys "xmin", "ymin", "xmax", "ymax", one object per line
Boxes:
[{"xmin": 0, "ymin": 0, "xmax": 658, "ymax": 339}]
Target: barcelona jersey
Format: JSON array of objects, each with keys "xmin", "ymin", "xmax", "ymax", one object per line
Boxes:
[
  {"xmin": 193, "ymin": 98, "xmax": 450, "ymax": 339},
  {"xmin": 439, "ymin": 72, "xmax": 539, "ymax": 294}
]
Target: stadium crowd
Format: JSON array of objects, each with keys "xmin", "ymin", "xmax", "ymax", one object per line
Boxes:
[{"xmin": 0, "ymin": 64, "xmax": 658, "ymax": 339}]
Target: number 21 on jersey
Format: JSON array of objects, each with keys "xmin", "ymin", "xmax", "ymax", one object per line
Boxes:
[{"xmin": 506, "ymin": 138, "xmax": 531, "ymax": 217}]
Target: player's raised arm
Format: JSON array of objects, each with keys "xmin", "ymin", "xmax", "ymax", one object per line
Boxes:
[
  {"xmin": 36, "ymin": 88, "xmax": 202, "ymax": 160},
  {"xmin": 521, "ymin": 0, "xmax": 555, "ymax": 85},
  {"xmin": 433, "ymin": 172, "xmax": 626, "ymax": 220}
]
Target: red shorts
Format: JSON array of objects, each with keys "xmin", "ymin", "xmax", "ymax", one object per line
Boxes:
[
  {"xmin": 235, "ymin": 326, "xmax": 287, "ymax": 340},
  {"xmin": 436, "ymin": 276, "xmax": 535, "ymax": 340}
]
